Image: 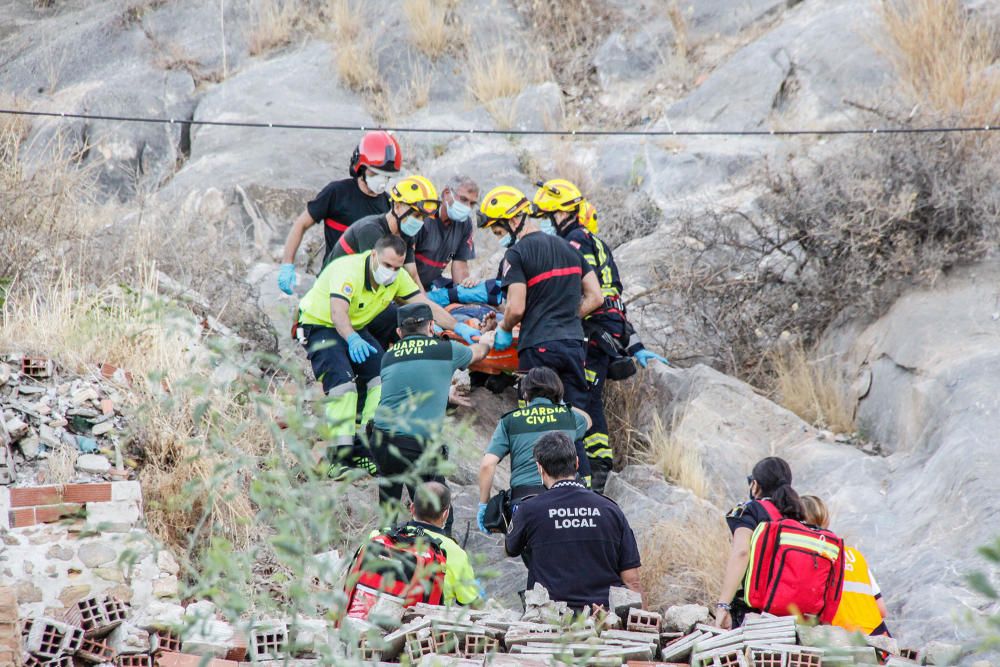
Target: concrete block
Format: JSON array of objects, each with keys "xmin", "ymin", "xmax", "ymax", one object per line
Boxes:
[
  {"xmin": 25, "ymin": 617, "xmax": 77, "ymax": 659},
  {"xmin": 248, "ymin": 621, "xmax": 287, "ymax": 661},
  {"xmin": 85, "ymin": 501, "xmax": 141, "ymax": 532},
  {"xmin": 76, "ymin": 635, "xmax": 116, "ymax": 663},
  {"xmin": 110, "ymin": 482, "xmax": 143, "ymax": 503},
  {"xmin": 626, "ymin": 608, "xmax": 662, "ymax": 635},
  {"xmin": 608, "ymin": 586, "xmax": 643, "ymax": 618}
]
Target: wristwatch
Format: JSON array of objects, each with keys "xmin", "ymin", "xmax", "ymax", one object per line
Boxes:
[{"xmin": 715, "ymin": 602, "xmax": 731, "ymax": 611}]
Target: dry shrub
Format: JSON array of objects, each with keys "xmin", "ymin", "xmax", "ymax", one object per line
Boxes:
[
  {"xmin": 327, "ymin": 0, "xmax": 361, "ymax": 41},
  {"xmin": 403, "ymin": 0, "xmax": 451, "ymax": 60},
  {"xmin": 659, "ymin": 129, "xmax": 1000, "ymax": 380},
  {"xmin": 771, "ymin": 342, "xmax": 855, "ymax": 433},
  {"xmin": 467, "ymin": 48, "xmax": 531, "ymax": 128},
  {"xmin": 880, "ymin": 0, "xmax": 1000, "ymax": 123},
  {"xmin": 640, "ymin": 514, "xmax": 730, "ymax": 610},
  {"xmin": 604, "ymin": 375, "xmax": 648, "ymax": 469},
  {"xmin": 248, "ymin": 0, "xmax": 302, "ymax": 55}
]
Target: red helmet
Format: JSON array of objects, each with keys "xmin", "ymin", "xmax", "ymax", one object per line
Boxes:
[{"xmin": 349, "ymin": 130, "xmax": 402, "ymax": 178}]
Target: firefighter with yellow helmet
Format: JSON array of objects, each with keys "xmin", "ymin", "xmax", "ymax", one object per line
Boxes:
[
  {"xmin": 531, "ymin": 179, "xmax": 668, "ymax": 492},
  {"xmin": 478, "ymin": 185, "xmax": 603, "ymax": 482}
]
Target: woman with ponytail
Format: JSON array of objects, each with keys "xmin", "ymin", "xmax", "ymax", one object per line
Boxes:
[{"xmin": 715, "ymin": 457, "xmax": 805, "ymax": 629}]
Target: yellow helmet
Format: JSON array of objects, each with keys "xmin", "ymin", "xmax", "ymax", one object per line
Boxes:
[
  {"xmin": 389, "ymin": 175, "xmax": 440, "ymax": 216},
  {"xmin": 532, "ymin": 178, "xmax": 584, "ymax": 213},
  {"xmin": 578, "ymin": 200, "xmax": 599, "ymax": 234},
  {"xmin": 478, "ymin": 185, "xmax": 531, "ymax": 228}
]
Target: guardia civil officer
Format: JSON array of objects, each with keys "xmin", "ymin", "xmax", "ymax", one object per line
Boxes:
[
  {"xmin": 372, "ymin": 302, "xmax": 494, "ymax": 535},
  {"xmin": 297, "ymin": 235, "xmax": 474, "ymax": 475},
  {"xmin": 532, "ymin": 179, "xmax": 668, "ymax": 493},
  {"xmin": 505, "ymin": 432, "xmax": 643, "ymax": 612},
  {"xmin": 476, "ymin": 367, "xmax": 592, "ymax": 533},
  {"xmin": 278, "ymin": 130, "xmax": 401, "ymax": 293}
]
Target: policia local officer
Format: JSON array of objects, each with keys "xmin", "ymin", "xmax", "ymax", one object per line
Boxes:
[
  {"xmin": 278, "ymin": 130, "xmax": 402, "ymax": 293},
  {"xmin": 479, "ymin": 185, "xmax": 603, "ymax": 481},
  {"xmin": 297, "ymin": 235, "xmax": 477, "ymax": 473},
  {"xmin": 532, "ymin": 179, "xmax": 668, "ymax": 492},
  {"xmin": 372, "ymin": 302, "xmax": 495, "ymax": 535},
  {"xmin": 505, "ymin": 431, "xmax": 644, "ymax": 612},
  {"xmin": 476, "ymin": 367, "xmax": 592, "ymax": 533}
]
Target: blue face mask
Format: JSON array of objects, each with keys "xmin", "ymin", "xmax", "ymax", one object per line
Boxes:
[
  {"xmin": 447, "ymin": 197, "xmax": 471, "ymax": 222},
  {"xmin": 499, "ymin": 234, "xmax": 514, "ymax": 248},
  {"xmin": 401, "ymin": 215, "xmax": 424, "ymax": 237},
  {"xmin": 539, "ymin": 219, "xmax": 556, "ymax": 235}
]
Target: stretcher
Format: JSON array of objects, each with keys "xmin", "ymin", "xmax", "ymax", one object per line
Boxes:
[{"xmin": 440, "ymin": 303, "xmax": 519, "ymax": 376}]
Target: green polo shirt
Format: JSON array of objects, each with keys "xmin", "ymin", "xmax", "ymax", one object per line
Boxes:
[
  {"xmin": 375, "ymin": 335, "xmax": 474, "ymax": 440},
  {"xmin": 299, "ymin": 250, "xmax": 420, "ymax": 329},
  {"xmin": 486, "ymin": 398, "xmax": 588, "ymax": 488}
]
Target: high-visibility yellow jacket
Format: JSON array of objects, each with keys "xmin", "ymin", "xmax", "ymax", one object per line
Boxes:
[{"xmin": 832, "ymin": 545, "xmax": 883, "ymax": 635}]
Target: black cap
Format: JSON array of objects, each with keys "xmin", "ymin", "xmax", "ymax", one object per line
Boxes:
[{"xmin": 397, "ymin": 302, "xmax": 434, "ymax": 327}]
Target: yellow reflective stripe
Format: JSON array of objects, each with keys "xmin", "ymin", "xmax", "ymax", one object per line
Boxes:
[
  {"xmin": 584, "ymin": 433, "xmax": 608, "ymax": 446},
  {"xmin": 584, "ymin": 368, "xmax": 598, "ymax": 382},
  {"xmin": 779, "ymin": 534, "xmax": 841, "ymax": 560},
  {"xmin": 601, "ymin": 287, "xmax": 620, "ymax": 296},
  {"xmin": 587, "ymin": 448, "xmax": 612, "ymax": 459},
  {"xmin": 583, "ymin": 253, "xmax": 597, "ymax": 265}
]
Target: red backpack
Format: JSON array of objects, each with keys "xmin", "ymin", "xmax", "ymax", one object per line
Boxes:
[
  {"xmin": 342, "ymin": 525, "xmax": 447, "ymax": 624},
  {"xmin": 743, "ymin": 500, "xmax": 845, "ymax": 623}
]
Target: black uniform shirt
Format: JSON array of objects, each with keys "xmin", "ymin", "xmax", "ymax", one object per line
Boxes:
[
  {"xmin": 725, "ymin": 498, "xmax": 778, "ymax": 534},
  {"xmin": 328, "ymin": 213, "xmax": 416, "ymax": 265},
  {"xmin": 505, "ymin": 480, "xmax": 641, "ymax": 609},
  {"xmin": 413, "ymin": 215, "xmax": 476, "ymax": 287},
  {"xmin": 306, "ymin": 178, "xmax": 390, "ymax": 266},
  {"xmin": 500, "ymin": 232, "xmax": 593, "ymax": 350}
]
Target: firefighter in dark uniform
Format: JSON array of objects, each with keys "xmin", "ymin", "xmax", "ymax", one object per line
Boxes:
[
  {"xmin": 277, "ymin": 130, "xmax": 402, "ymax": 294},
  {"xmin": 478, "ymin": 185, "xmax": 604, "ymax": 482},
  {"xmin": 531, "ymin": 179, "xmax": 669, "ymax": 492},
  {"xmin": 505, "ymin": 431, "xmax": 643, "ymax": 611}
]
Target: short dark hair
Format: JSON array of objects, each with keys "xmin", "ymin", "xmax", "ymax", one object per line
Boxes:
[
  {"xmin": 375, "ymin": 234, "xmax": 407, "ymax": 257},
  {"xmin": 533, "ymin": 431, "xmax": 577, "ymax": 479},
  {"xmin": 412, "ymin": 482, "xmax": 451, "ymax": 522},
  {"xmin": 399, "ymin": 319, "xmax": 431, "ymax": 337},
  {"xmin": 521, "ymin": 367, "xmax": 564, "ymax": 403}
]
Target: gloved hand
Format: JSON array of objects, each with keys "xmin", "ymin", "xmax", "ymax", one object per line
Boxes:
[
  {"xmin": 477, "ymin": 502, "xmax": 489, "ymax": 534},
  {"xmin": 494, "ymin": 328, "xmax": 513, "ymax": 351},
  {"xmin": 634, "ymin": 349, "xmax": 669, "ymax": 368},
  {"xmin": 346, "ymin": 333, "xmax": 377, "ymax": 364},
  {"xmin": 456, "ymin": 281, "xmax": 489, "ymax": 304},
  {"xmin": 453, "ymin": 322, "xmax": 481, "ymax": 345},
  {"xmin": 426, "ymin": 287, "xmax": 451, "ymax": 307},
  {"xmin": 277, "ymin": 263, "xmax": 297, "ymax": 295}
]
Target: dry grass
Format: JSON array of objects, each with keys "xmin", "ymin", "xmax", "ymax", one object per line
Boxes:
[
  {"xmin": 770, "ymin": 342, "xmax": 855, "ymax": 434},
  {"xmin": 403, "ymin": 0, "xmax": 451, "ymax": 60},
  {"xmin": 328, "ymin": 0, "xmax": 380, "ymax": 94},
  {"xmin": 667, "ymin": 1, "xmax": 690, "ymax": 62},
  {"xmin": 467, "ymin": 48, "xmax": 527, "ymax": 103},
  {"xmin": 248, "ymin": 0, "xmax": 301, "ymax": 56},
  {"xmin": 646, "ymin": 413, "xmax": 708, "ymax": 499},
  {"xmin": 879, "ymin": 0, "xmax": 1000, "ymax": 122},
  {"xmin": 408, "ymin": 61, "xmax": 432, "ymax": 110},
  {"xmin": 0, "ymin": 268, "xmax": 269, "ymax": 553},
  {"xmin": 640, "ymin": 513, "xmax": 731, "ymax": 611}
]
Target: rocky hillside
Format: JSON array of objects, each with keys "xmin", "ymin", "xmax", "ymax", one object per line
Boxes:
[{"xmin": 2, "ymin": 0, "xmax": 999, "ymax": 662}]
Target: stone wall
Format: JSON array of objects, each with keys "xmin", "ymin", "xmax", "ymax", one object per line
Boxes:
[{"xmin": 0, "ymin": 586, "xmax": 20, "ymax": 666}]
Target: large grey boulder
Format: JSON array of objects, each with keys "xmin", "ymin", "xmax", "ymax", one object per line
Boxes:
[
  {"xmin": 664, "ymin": 0, "xmax": 893, "ymax": 131},
  {"xmin": 624, "ymin": 359, "xmax": 998, "ymax": 648}
]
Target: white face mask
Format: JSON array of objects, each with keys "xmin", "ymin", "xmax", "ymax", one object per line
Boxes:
[
  {"xmin": 372, "ymin": 259, "xmax": 399, "ymax": 286},
  {"xmin": 364, "ymin": 167, "xmax": 393, "ymax": 194}
]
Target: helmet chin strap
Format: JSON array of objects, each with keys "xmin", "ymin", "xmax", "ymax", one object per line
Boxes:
[{"xmin": 505, "ymin": 215, "xmax": 526, "ymax": 245}]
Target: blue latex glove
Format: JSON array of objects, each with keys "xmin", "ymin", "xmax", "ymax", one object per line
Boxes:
[
  {"xmin": 347, "ymin": 333, "xmax": 377, "ymax": 364},
  {"xmin": 426, "ymin": 287, "xmax": 451, "ymax": 307},
  {"xmin": 453, "ymin": 322, "xmax": 480, "ymax": 345},
  {"xmin": 494, "ymin": 328, "xmax": 513, "ymax": 351},
  {"xmin": 477, "ymin": 502, "xmax": 489, "ymax": 534},
  {"xmin": 277, "ymin": 263, "xmax": 297, "ymax": 295},
  {"xmin": 634, "ymin": 349, "xmax": 669, "ymax": 368},
  {"xmin": 456, "ymin": 281, "xmax": 489, "ymax": 304}
]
